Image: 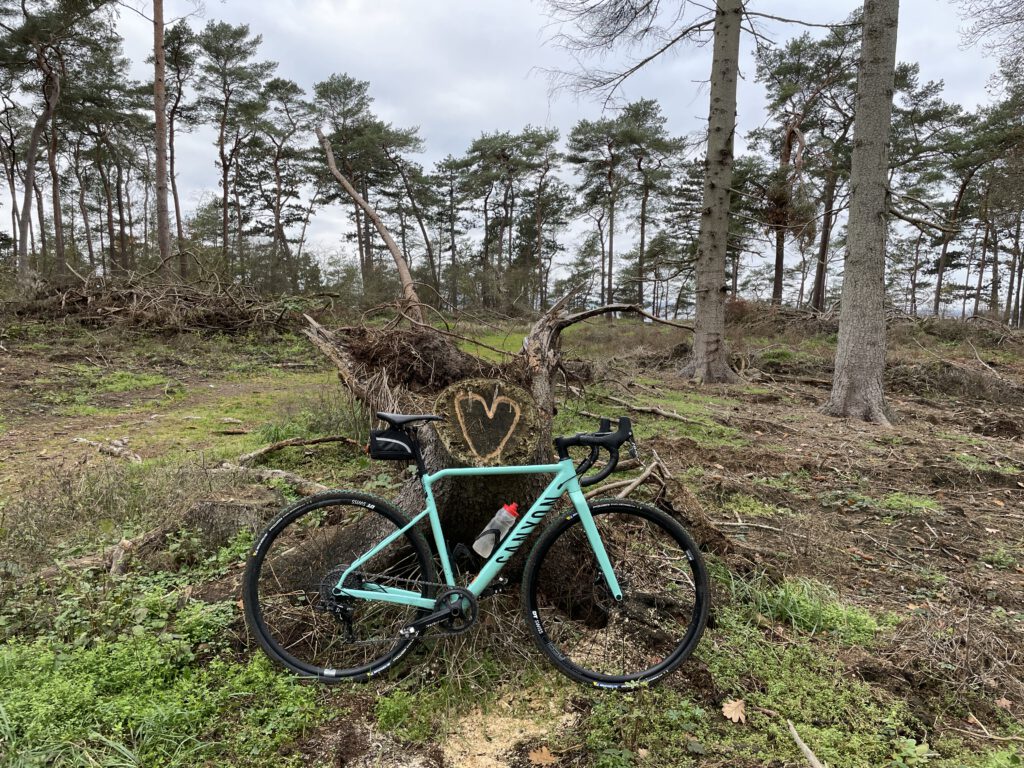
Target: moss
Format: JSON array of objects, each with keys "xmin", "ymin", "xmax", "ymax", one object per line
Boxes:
[{"xmin": 980, "ymin": 548, "xmax": 1018, "ymax": 570}]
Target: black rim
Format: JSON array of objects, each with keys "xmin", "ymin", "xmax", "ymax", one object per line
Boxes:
[
  {"xmin": 523, "ymin": 502, "xmax": 708, "ymax": 688},
  {"xmin": 243, "ymin": 492, "xmax": 435, "ymax": 681}
]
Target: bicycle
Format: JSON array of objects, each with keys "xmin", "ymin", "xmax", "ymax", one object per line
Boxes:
[{"xmin": 242, "ymin": 412, "xmax": 709, "ymax": 689}]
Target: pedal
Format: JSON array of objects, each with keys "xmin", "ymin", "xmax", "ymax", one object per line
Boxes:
[{"xmin": 480, "ymin": 576, "xmax": 509, "ymax": 598}]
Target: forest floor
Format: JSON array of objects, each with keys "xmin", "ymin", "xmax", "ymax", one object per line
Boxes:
[{"xmin": 1, "ymin": 310, "xmax": 1023, "ymax": 768}]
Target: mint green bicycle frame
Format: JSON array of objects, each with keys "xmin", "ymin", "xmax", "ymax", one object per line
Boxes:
[{"xmin": 335, "ymin": 458, "xmax": 622, "ymax": 609}]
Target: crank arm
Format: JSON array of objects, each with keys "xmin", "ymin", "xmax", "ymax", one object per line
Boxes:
[{"xmin": 399, "ymin": 606, "xmax": 455, "ymax": 637}]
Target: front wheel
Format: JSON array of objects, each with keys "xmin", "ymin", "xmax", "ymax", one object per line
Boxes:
[
  {"xmin": 521, "ymin": 499, "xmax": 709, "ymax": 688},
  {"xmin": 243, "ymin": 491, "xmax": 436, "ymax": 682}
]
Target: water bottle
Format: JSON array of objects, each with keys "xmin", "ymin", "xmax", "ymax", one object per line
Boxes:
[{"xmin": 472, "ymin": 502, "xmax": 519, "ymax": 559}]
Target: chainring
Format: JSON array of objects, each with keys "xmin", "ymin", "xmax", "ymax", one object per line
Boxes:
[{"xmin": 435, "ymin": 587, "xmax": 478, "ymax": 635}]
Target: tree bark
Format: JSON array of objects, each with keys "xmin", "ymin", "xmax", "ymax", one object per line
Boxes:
[
  {"xmin": 822, "ymin": 0, "xmax": 899, "ymax": 425},
  {"xmin": 17, "ymin": 55, "xmax": 59, "ymax": 279},
  {"xmin": 153, "ymin": 0, "xmax": 172, "ymax": 275},
  {"xmin": 46, "ymin": 115, "xmax": 66, "ymax": 282},
  {"xmin": 680, "ymin": 0, "xmax": 741, "ymax": 384},
  {"xmin": 810, "ymin": 171, "xmax": 838, "ymax": 311},
  {"xmin": 932, "ymin": 170, "xmax": 975, "ymax": 316}
]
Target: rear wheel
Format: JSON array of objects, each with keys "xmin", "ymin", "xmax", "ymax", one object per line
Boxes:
[
  {"xmin": 243, "ymin": 491, "xmax": 436, "ymax": 682},
  {"xmin": 522, "ymin": 499, "xmax": 708, "ymax": 688}
]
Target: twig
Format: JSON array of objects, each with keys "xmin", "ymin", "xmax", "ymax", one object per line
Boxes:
[
  {"xmin": 713, "ymin": 520, "xmax": 787, "ymax": 533},
  {"xmin": 787, "ymin": 720, "xmax": 828, "ymax": 768},
  {"xmin": 946, "ymin": 727, "xmax": 1024, "ymax": 743},
  {"xmin": 598, "ymin": 393, "xmax": 709, "ymax": 427},
  {"xmin": 237, "ymin": 435, "xmax": 362, "ymax": 466}
]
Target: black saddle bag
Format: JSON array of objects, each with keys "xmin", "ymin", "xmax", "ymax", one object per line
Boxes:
[{"xmin": 368, "ymin": 427, "xmax": 416, "ymax": 460}]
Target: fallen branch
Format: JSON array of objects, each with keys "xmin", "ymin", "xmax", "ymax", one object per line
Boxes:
[
  {"xmin": 215, "ymin": 462, "xmax": 328, "ymax": 497},
  {"xmin": 237, "ymin": 434, "xmax": 362, "ymax": 466},
  {"xmin": 71, "ymin": 437, "xmax": 142, "ymax": 463},
  {"xmin": 584, "ymin": 449, "xmax": 671, "ymax": 500},
  {"xmin": 787, "ymin": 720, "xmax": 828, "ymax": 768},
  {"xmin": 598, "ymin": 393, "xmax": 710, "ymax": 427}
]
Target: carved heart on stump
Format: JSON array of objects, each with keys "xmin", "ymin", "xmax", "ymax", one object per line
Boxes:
[
  {"xmin": 454, "ymin": 392, "xmax": 522, "ymax": 462},
  {"xmin": 434, "ymin": 378, "xmax": 542, "ymax": 467}
]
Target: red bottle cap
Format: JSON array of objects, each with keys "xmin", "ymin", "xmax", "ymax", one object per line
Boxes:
[{"xmin": 503, "ymin": 502, "xmax": 519, "ymax": 517}]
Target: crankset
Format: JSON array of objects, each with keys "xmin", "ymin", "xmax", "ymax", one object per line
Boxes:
[{"xmin": 399, "ymin": 587, "xmax": 479, "ymax": 637}]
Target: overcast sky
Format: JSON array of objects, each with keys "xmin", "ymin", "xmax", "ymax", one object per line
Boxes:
[{"xmin": 116, "ymin": 0, "xmax": 1000, "ymax": 258}]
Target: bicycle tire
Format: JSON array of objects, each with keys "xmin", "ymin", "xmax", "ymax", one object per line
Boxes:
[
  {"xmin": 243, "ymin": 490, "xmax": 436, "ymax": 682},
  {"xmin": 521, "ymin": 499, "xmax": 709, "ymax": 689}
]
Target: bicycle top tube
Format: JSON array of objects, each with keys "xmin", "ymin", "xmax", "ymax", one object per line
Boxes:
[{"xmin": 422, "ymin": 460, "xmax": 571, "ymax": 488}]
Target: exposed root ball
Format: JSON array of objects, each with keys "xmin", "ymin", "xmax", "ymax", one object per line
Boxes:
[{"xmin": 344, "ymin": 326, "xmax": 498, "ymax": 392}]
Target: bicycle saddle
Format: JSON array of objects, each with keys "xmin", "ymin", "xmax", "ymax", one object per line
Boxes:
[{"xmin": 376, "ymin": 412, "xmax": 444, "ymax": 428}]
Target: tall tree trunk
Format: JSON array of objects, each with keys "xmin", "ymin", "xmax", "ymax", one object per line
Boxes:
[
  {"xmin": 771, "ymin": 122, "xmax": 797, "ymax": 305},
  {"xmin": 33, "ymin": 179, "xmax": 47, "ymax": 268},
  {"xmin": 168, "ymin": 95, "xmax": 187, "ymax": 277},
  {"xmin": 393, "ymin": 157, "xmax": 440, "ymax": 293},
  {"xmin": 607, "ymin": 175, "xmax": 615, "ymax": 308},
  {"xmin": 974, "ymin": 220, "xmax": 990, "ymax": 317},
  {"xmin": 932, "ymin": 170, "xmax": 975, "ymax": 316},
  {"xmin": 909, "ymin": 231, "xmax": 923, "ymax": 315},
  {"xmin": 47, "ymin": 117, "xmax": 66, "ymax": 282},
  {"xmin": 5, "ymin": 162, "xmax": 19, "ymax": 258},
  {"xmin": 1007, "ymin": 212, "xmax": 1022, "ymax": 325},
  {"xmin": 1014, "ymin": 233, "xmax": 1024, "ymax": 327},
  {"xmin": 811, "ymin": 171, "xmax": 838, "ymax": 312},
  {"xmin": 76, "ymin": 170, "xmax": 94, "ymax": 269},
  {"xmin": 18, "ymin": 61, "xmax": 59, "ymax": 278},
  {"xmin": 115, "ymin": 162, "xmax": 128, "ymax": 271},
  {"xmin": 98, "ymin": 162, "xmax": 116, "ymax": 273},
  {"xmin": 823, "ymin": 0, "xmax": 899, "ymax": 425},
  {"xmin": 638, "ymin": 178, "xmax": 649, "ymax": 308},
  {"xmin": 680, "ymin": 0, "xmax": 742, "ymax": 384},
  {"xmin": 317, "ymin": 128, "xmax": 423, "ymax": 321},
  {"xmin": 152, "ymin": 0, "xmax": 172, "ymax": 274},
  {"xmin": 990, "ymin": 223, "xmax": 1000, "ymax": 314},
  {"xmin": 448, "ymin": 178, "xmax": 458, "ymax": 307}
]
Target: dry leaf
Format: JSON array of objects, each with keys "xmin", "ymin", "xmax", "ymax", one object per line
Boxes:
[
  {"xmin": 528, "ymin": 745, "xmax": 558, "ymax": 766},
  {"xmin": 637, "ymin": 748, "xmax": 650, "ymax": 758},
  {"xmin": 966, "ymin": 714, "xmax": 983, "ymax": 727},
  {"xmin": 995, "ymin": 698, "xmax": 1013, "ymax": 710},
  {"xmin": 722, "ymin": 698, "xmax": 746, "ymax": 724},
  {"xmin": 992, "ymin": 499, "xmax": 1005, "ymax": 507}
]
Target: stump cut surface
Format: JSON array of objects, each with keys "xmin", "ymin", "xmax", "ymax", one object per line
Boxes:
[{"xmin": 433, "ymin": 378, "xmax": 542, "ymax": 466}]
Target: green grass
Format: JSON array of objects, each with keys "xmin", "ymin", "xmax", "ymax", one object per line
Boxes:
[
  {"xmin": 0, "ymin": 639, "xmax": 323, "ymax": 767},
  {"xmin": 955, "ymin": 453, "xmax": 1021, "ymax": 475},
  {"xmin": 727, "ymin": 573, "xmax": 886, "ymax": 645},
  {"xmin": 880, "ymin": 493, "xmax": 941, "ymax": 514},
  {"xmin": 722, "ymin": 492, "xmax": 794, "ymax": 519}
]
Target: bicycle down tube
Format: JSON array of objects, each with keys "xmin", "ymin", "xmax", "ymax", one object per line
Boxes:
[{"xmin": 335, "ymin": 458, "xmax": 623, "ymax": 608}]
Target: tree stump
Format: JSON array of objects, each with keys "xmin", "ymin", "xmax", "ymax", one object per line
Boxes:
[{"xmin": 392, "ymin": 379, "xmax": 552, "ymax": 555}]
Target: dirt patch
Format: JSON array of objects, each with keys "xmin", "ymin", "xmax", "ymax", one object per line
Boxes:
[
  {"xmin": 444, "ymin": 690, "xmax": 577, "ymax": 768},
  {"xmin": 290, "ymin": 715, "xmax": 441, "ymax": 768}
]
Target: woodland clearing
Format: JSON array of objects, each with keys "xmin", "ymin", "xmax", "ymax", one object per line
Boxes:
[{"xmin": 1, "ymin": 305, "xmax": 1023, "ymax": 767}]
